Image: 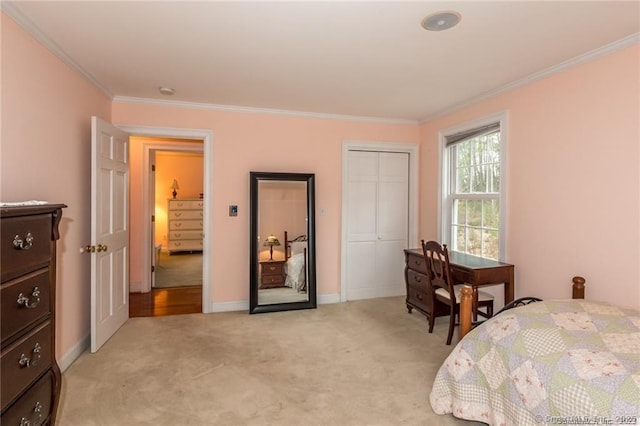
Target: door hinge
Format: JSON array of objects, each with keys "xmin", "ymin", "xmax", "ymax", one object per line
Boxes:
[
  {"xmin": 152, "ymin": 215, "xmax": 155, "ymax": 222},
  {"xmin": 151, "ymin": 265, "xmax": 155, "ymax": 273},
  {"xmin": 151, "ymin": 164, "xmax": 156, "ymax": 172}
]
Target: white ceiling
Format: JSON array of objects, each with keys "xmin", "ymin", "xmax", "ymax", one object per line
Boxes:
[{"xmin": 4, "ymin": 1, "xmax": 639, "ymax": 122}]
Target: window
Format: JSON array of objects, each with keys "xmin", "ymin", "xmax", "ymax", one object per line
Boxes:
[{"xmin": 441, "ymin": 119, "xmax": 505, "ymax": 260}]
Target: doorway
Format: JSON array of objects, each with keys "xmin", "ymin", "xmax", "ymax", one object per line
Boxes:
[{"xmin": 123, "ymin": 130, "xmax": 211, "ymax": 317}]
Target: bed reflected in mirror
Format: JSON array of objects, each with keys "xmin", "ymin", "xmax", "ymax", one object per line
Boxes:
[{"xmin": 250, "ymin": 172, "xmax": 316, "ymax": 313}]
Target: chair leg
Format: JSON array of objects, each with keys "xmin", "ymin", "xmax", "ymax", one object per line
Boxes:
[
  {"xmin": 446, "ymin": 309, "xmax": 455, "ymax": 345},
  {"xmin": 428, "ymin": 313, "xmax": 435, "ymax": 333}
]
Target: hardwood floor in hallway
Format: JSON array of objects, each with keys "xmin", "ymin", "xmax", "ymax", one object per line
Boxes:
[{"xmin": 129, "ymin": 286, "xmax": 202, "ymax": 317}]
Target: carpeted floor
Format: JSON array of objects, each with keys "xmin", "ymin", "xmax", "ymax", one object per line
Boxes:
[
  {"xmin": 154, "ymin": 251, "xmax": 202, "ymax": 288},
  {"xmin": 57, "ymin": 296, "xmax": 482, "ymax": 425}
]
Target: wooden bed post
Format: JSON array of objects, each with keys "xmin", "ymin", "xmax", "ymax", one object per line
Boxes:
[
  {"xmin": 459, "ymin": 286, "xmax": 473, "ymax": 340},
  {"xmin": 572, "ymin": 276, "xmax": 585, "ymax": 299}
]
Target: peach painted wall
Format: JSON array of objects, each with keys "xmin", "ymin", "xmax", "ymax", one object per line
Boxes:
[
  {"xmin": 113, "ymin": 104, "xmax": 420, "ymax": 305},
  {"xmin": 1, "ymin": 13, "xmax": 112, "ymax": 362},
  {"xmin": 420, "ymin": 44, "xmax": 640, "ymax": 309}
]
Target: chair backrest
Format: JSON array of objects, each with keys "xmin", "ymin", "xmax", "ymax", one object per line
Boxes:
[{"xmin": 421, "ymin": 240, "xmax": 456, "ymax": 304}]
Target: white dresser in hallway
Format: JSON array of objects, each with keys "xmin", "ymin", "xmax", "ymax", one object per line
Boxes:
[{"xmin": 167, "ymin": 198, "xmax": 204, "ymax": 253}]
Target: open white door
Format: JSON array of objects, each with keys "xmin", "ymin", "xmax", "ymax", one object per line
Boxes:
[{"xmin": 91, "ymin": 116, "xmax": 130, "ymax": 352}]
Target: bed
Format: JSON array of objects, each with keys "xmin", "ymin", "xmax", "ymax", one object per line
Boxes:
[
  {"xmin": 283, "ymin": 231, "xmax": 307, "ymax": 292},
  {"xmin": 430, "ymin": 278, "xmax": 640, "ymax": 425}
]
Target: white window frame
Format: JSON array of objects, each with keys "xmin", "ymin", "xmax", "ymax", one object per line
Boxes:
[{"xmin": 438, "ymin": 111, "xmax": 508, "ymax": 261}]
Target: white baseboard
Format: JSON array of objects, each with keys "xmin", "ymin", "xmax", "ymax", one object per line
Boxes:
[
  {"xmin": 129, "ymin": 280, "xmax": 143, "ymax": 293},
  {"xmin": 59, "ymin": 333, "xmax": 90, "ymax": 373},
  {"xmin": 318, "ymin": 293, "xmax": 341, "ymax": 304},
  {"xmin": 210, "ymin": 300, "xmax": 249, "ymax": 312}
]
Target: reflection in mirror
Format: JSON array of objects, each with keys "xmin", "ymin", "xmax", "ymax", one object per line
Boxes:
[{"xmin": 250, "ymin": 172, "xmax": 316, "ymax": 314}]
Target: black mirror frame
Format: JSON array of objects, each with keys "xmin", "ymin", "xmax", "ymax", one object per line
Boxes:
[{"xmin": 249, "ymin": 171, "xmax": 317, "ymax": 314}]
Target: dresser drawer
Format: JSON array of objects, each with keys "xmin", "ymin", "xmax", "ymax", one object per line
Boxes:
[
  {"xmin": 169, "ymin": 220, "xmax": 203, "ymax": 231},
  {"xmin": 168, "ymin": 210, "xmax": 203, "ymax": 220},
  {"xmin": 168, "ymin": 230, "xmax": 204, "ymax": 240},
  {"xmin": 1, "ymin": 322, "xmax": 52, "ymax": 409},
  {"xmin": 262, "ymin": 262, "xmax": 284, "ymax": 275},
  {"xmin": 168, "ymin": 200, "xmax": 204, "ymax": 210},
  {"xmin": 2, "ymin": 270, "xmax": 51, "ymax": 344},
  {"xmin": 262, "ymin": 274, "xmax": 284, "ymax": 285},
  {"xmin": 406, "ymin": 269, "xmax": 428, "ymax": 291},
  {"xmin": 1, "ymin": 214, "xmax": 51, "ymax": 282},
  {"xmin": 167, "ymin": 240, "xmax": 203, "ymax": 251},
  {"xmin": 406, "ymin": 252, "xmax": 427, "ymax": 275},
  {"xmin": 1, "ymin": 371, "xmax": 53, "ymax": 426},
  {"xmin": 407, "ymin": 281, "xmax": 430, "ymax": 313}
]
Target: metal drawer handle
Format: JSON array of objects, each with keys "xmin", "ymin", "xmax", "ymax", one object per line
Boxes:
[
  {"xmin": 13, "ymin": 233, "xmax": 34, "ymax": 250},
  {"xmin": 17, "ymin": 287, "xmax": 41, "ymax": 309},
  {"xmin": 20, "ymin": 401, "xmax": 43, "ymax": 426},
  {"xmin": 19, "ymin": 343, "xmax": 42, "ymax": 368},
  {"xmin": 269, "ymin": 266, "xmax": 276, "ymax": 271},
  {"xmin": 175, "ymin": 212, "xmax": 182, "ymax": 217}
]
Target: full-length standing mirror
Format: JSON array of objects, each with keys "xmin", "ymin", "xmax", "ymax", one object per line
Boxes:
[{"xmin": 250, "ymin": 172, "xmax": 317, "ymax": 314}]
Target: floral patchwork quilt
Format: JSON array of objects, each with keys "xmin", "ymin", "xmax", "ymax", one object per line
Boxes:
[{"xmin": 430, "ymin": 300, "xmax": 640, "ymax": 425}]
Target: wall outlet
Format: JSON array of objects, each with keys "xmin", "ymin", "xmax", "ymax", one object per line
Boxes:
[{"xmin": 229, "ymin": 205, "xmax": 238, "ymax": 216}]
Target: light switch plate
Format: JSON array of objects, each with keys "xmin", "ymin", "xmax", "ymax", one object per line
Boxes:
[{"xmin": 229, "ymin": 205, "xmax": 238, "ymax": 216}]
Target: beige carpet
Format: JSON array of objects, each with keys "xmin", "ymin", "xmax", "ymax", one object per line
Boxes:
[{"xmin": 57, "ymin": 297, "xmax": 483, "ymax": 425}]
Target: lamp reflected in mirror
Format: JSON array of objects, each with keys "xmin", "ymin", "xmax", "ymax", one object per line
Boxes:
[{"xmin": 263, "ymin": 234, "xmax": 280, "ymax": 260}]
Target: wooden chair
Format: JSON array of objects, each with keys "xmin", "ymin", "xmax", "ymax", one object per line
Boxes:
[{"xmin": 421, "ymin": 240, "xmax": 495, "ymax": 345}]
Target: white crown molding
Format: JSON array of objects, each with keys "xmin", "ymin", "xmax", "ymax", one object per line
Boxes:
[
  {"xmin": 2, "ymin": 1, "xmax": 114, "ymax": 99},
  {"xmin": 421, "ymin": 33, "xmax": 640, "ymax": 123},
  {"xmin": 112, "ymin": 96, "xmax": 418, "ymax": 125}
]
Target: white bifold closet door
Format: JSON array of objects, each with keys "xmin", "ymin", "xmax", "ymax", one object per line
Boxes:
[{"xmin": 346, "ymin": 150, "xmax": 409, "ymax": 300}]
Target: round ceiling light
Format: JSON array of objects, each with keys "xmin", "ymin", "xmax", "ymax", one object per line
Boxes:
[
  {"xmin": 159, "ymin": 86, "xmax": 175, "ymax": 96},
  {"xmin": 421, "ymin": 11, "xmax": 461, "ymax": 31}
]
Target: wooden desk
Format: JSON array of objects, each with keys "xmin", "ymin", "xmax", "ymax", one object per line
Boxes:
[{"xmin": 404, "ymin": 248, "xmax": 515, "ymax": 321}]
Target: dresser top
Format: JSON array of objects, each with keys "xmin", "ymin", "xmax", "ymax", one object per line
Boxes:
[{"xmin": 1, "ymin": 203, "xmax": 67, "ymax": 218}]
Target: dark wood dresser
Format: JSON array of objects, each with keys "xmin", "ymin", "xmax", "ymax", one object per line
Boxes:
[{"xmin": 1, "ymin": 204, "xmax": 65, "ymax": 425}]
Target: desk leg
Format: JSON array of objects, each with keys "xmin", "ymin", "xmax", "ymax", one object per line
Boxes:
[{"xmin": 504, "ymin": 267, "xmax": 515, "ymax": 304}]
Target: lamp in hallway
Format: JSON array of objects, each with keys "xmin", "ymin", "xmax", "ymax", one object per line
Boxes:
[
  {"xmin": 171, "ymin": 179, "xmax": 179, "ymax": 198},
  {"xmin": 263, "ymin": 234, "xmax": 280, "ymax": 260}
]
